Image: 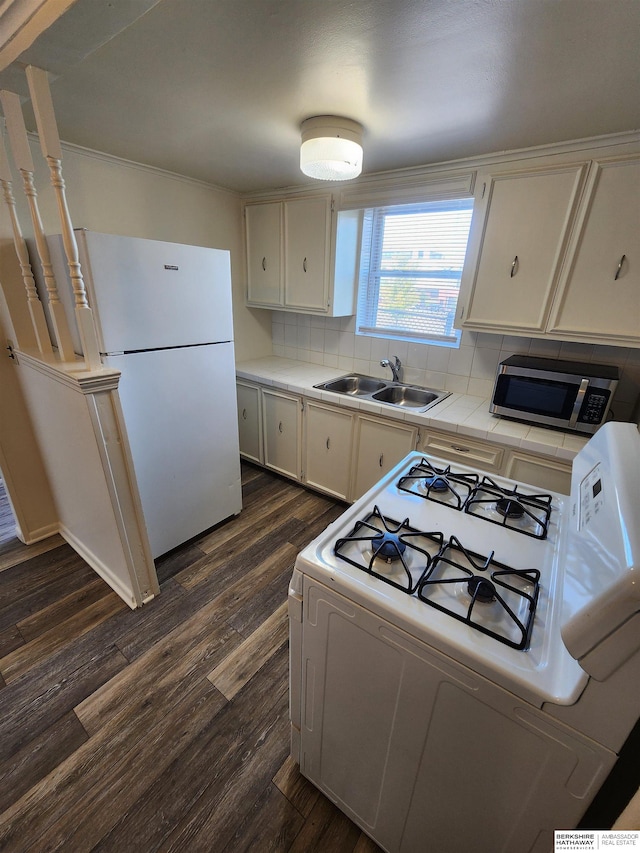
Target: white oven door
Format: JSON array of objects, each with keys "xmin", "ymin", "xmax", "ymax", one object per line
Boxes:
[{"xmin": 299, "ymin": 577, "xmax": 615, "ymax": 853}]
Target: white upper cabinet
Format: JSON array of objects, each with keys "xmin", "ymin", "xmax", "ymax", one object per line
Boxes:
[
  {"xmin": 456, "ymin": 163, "xmax": 587, "ymax": 334},
  {"xmin": 245, "ymin": 195, "xmax": 359, "ymax": 316},
  {"xmin": 284, "ymin": 196, "xmax": 331, "ymax": 311},
  {"xmin": 245, "ymin": 201, "xmax": 282, "ymax": 306},
  {"xmin": 548, "ymin": 156, "xmax": 640, "ymax": 344},
  {"xmin": 457, "ymin": 150, "xmax": 640, "ymax": 347}
]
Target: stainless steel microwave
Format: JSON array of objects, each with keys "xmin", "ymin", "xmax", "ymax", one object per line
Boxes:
[{"xmin": 491, "ymin": 355, "xmax": 619, "ymax": 434}]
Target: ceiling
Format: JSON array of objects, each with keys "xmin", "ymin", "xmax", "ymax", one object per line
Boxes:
[{"xmin": 1, "ymin": 0, "xmax": 639, "ymax": 194}]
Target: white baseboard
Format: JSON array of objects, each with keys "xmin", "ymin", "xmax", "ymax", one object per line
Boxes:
[{"xmin": 17, "ymin": 521, "xmax": 61, "ymax": 545}]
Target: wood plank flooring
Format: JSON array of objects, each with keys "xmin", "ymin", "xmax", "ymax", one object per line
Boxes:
[{"xmin": 0, "ymin": 464, "xmax": 384, "ymax": 852}]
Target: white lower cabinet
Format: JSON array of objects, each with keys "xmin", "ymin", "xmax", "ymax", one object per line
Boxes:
[
  {"xmin": 418, "ymin": 429, "xmax": 571, "ymax": 494},
  {"xmin": 505, "ymin": 449, "xmax": 572, "ymax": 495},
  {"xmin": 262, "ymin": 388, "xmax": 302, "ymax": 480},
  {"xmin": 352, "ymin": 416, "xmax": 418, "ymax": 500},
  {"xmin": 303, "ymin": 401, "xmax": 354, "ymax": 501},
  {"xmin": 238, "ymin": 380, "xmax": 574, "ymax": 499},
  {"xmin": 236, "ymin": 380, "xmax": 263, "ymax": 464}
]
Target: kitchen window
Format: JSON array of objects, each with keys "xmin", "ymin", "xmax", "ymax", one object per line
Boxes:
[{"xmin": 356, "ymin": 198, "xmax": 474, "ymax": 347}]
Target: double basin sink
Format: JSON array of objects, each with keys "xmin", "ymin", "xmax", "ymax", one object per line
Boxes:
[{"xmin": 314, "ymin": 373, "xmax": 450, "ymax": 413}]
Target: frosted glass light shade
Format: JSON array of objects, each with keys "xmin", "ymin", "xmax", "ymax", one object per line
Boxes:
[{"xmin": 300, "ymin": 116, "xmax": 363, "ymax": 181}]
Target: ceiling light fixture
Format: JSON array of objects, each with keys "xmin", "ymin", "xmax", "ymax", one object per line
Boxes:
[{"xmin": 300, "ymin": 116, "xmax": 364, "ymax": 181}]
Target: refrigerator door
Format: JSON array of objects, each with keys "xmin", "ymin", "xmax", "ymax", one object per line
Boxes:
[
  {"xmin": 47, "ymin": 230, "xmax": 234, "ymax": 353},
  {"xmin": 105, "ymin": 341, "xmax": 242, "ymax": 558}
]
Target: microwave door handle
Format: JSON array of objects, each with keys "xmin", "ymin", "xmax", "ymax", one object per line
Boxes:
[{"xmin": 569, "ymin": 378, "xmax": 590, "ymax": 428}]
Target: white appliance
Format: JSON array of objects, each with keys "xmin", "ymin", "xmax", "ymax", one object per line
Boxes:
[
  {"xmin": 42, "ymin": 229, "xmax": 242, "ymax": 558},
  {"xmin": 289, "ymin": 422, "xmax": 640, "ymax": 853}
]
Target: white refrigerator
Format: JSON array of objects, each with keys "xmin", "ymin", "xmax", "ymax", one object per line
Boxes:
[{"xmin": 43, "ymin": 229, "xmax": 242, "ymax": 558}]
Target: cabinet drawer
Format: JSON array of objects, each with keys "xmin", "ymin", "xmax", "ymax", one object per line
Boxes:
[
  {"xmin": 419, "ymin": 431, "xmax": 504, "ymax": 472},
  {"xmin": 505, "ymin": 451, "xmax": 571, "ymax": 495}
]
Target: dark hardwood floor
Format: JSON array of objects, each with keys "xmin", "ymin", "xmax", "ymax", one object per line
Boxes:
[{"xmin": 0, "ymin": 465, "xmax": 384, "ymax": 852}]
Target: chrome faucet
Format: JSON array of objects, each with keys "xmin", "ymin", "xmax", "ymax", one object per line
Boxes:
[{"xmin": 380, "ymin": 355, "xmax": 402, "ymax": 382}]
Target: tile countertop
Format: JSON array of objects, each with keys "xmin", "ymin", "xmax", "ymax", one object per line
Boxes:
[{"xmin": 236, "ymin": 356, "xmax": 589, "ymax": 463}]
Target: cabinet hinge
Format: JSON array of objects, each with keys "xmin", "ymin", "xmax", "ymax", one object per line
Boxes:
[
  {"xmin": 301, "ymin": 400, "xmax": 305, "ymax": 411},
  {"xmin": 481, "ymin": 181, "xmax": 487, "ymax": 199},
  {"xmin": 331, "ymin": 197, "xmax": 335, "ymax": 213},
  {"xmin": 459, "ymin": 306, "xmax": 465, "ymax": 320}
]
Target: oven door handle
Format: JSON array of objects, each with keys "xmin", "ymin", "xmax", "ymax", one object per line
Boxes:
[{"xmin": 569, "ymin": 378, "xmax": 590, "ymax": 428}]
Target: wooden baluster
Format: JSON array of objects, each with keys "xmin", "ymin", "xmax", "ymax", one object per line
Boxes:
[
  {"xmin": 25, "ymin": 66, "xmax": 101, "ymax": 371},
  {"xmin": 0, "ymin": 128, "xmax": 53, "ymax": 355},
  {"xmin": 0, "ymin": 88, "xmax": 75, "ymax": 362}
]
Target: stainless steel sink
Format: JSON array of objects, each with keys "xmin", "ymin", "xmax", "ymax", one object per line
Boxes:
[
  {"xmin": 314, "ymin": 374, "xmax": 450, "ymax": 413},
  {"xmin": 320, "ymin": 374, "xmax": 386, "ymax": 396},
  {"xmin": 372, "ymin": 385, "xmax": 439, "ymax": 408}
]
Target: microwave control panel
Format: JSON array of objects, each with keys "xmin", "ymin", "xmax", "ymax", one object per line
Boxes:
[{"xmin": 578, "ymin": 388, "xmax": 611, "ymax": 424}]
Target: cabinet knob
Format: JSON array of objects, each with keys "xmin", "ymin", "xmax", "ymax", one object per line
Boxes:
[
  {"xmin": 278, "ymin": 421, "xmax": 283, "ymax": 433},
  {"xmin": 510, "ymin": 256, "xmax": 519, "ymax": 278},
  {"xmin": 614, "ymin": 254, "xmax": 626, "ymax": 281},
  {"xmin": 326, "ymin": 437, "xmax": 330, "ymax": 450},
  {"xmin": 451, "ymin": 445, "xmax": 470, "ymax": 453},
  {"xmin": 303, "ymin": 257, "xmax": 307, "ymax": 273},
  {"xmin": 262, "ymin": 256, "xmax": 266, "ymax": 271},
  {"xmin": 379, "ymin": 453, "xmax": 384, "ymax": 467},
  {"xmin": 242, "ymin": 408, "xmax": 247, "ymax": 420}
]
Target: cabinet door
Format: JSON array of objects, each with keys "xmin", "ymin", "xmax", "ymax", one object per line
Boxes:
[
  {"xmin": 353, "ymin": 416, "xmax": 417, "ymax": 499},
  {"xmin": 505, "ymin": 450, "xmax": 571, "ymax": 495},
  {"xmin": 458, "ymin": 164, "xmax": 586, "ymax": 333},
  {"xmin": 245, "ymin": 202, "xmax": 282, "ymax": 306},
  {"xmin": 549, "ymin": 156, "xmax": 640, "ymax": 344},
  {"xmin": 284, "ymin": 196, "xmax": 331, "ymax": 311},
  {"xmin": 236, "ymin": 381, "xmax": 262, "ymax": 464},
  {"xmin": 304, "ymin": 401, "xmax": 354, "ymax": 501},
  {"xmin": 262, "ymin": 388, "xmax": 301, "ymax": 480}
]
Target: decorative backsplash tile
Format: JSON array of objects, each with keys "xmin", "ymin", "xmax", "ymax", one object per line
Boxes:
[{"xmin": 271, "ymin": 312, "xmax": 640, "ymax": 423}]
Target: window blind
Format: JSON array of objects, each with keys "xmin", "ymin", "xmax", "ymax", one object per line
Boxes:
[{"xmin": 356, "ymin": 198, "xmax": 474, "ymax": 346}]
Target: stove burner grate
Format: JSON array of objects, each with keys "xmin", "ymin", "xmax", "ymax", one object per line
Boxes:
[
  {"xmin": 465, "ymin": 477, "xmax": 552, "ymax": 539},
  {"xmin": 417, "ymin": 537, "xmax": 540, "ymax": 650},
  {"xmin": 397, "ymin": 459, "xmax": 479, "ymax": 509},
  {"xmin": 334, "ymin": 506, "xmax": 444, "ymax": 594}
]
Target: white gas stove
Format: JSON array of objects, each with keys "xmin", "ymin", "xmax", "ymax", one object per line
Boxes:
[{"xmin": 288, "ymin": 422, "xmax": 640, "ymax": 853}]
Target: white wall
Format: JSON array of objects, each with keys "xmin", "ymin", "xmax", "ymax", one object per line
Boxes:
[{"xmin": 272, "ymin": 312, "xmax": 640, "ymax": 423}]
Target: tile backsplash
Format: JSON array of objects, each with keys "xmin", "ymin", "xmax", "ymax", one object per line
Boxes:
[{"xmin": 271, "ymin": 312, "xmax": 640, "ymax": 423}]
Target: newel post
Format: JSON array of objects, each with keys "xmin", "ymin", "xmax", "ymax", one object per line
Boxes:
[
  {"xmin": 26, "ymin": 66, "xmax": 101, "ymax": 371},
  {"xmin": 0, "ymin": 88, "xmax": 75, "ymax": 362}
]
